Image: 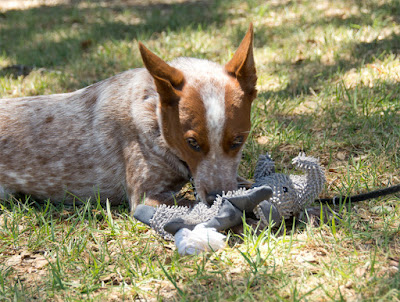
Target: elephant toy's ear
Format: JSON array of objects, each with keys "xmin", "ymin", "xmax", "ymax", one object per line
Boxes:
[
  {"xmin": 165, "ymin": 198, "xmax": 245, "ymax": 235},
  {"xmin": 224, "ymin": 185, "xmax": 273, "ymax": 212},
  {"xmin": 254, "ymin": 153, "xmax": 276, "ymax": 180}
]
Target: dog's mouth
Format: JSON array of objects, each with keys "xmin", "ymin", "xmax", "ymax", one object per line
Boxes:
[
  {"xmin": 191, "ymin": 174, "xmax": 240, "ymax": 205},
  {"xmin": 189, "ymin": 155, "xmax": 243, "ymax": 205},
  {"xmin": 192, "ymin": 177, "xmax": 252, "ymax": 205},
  {"xmin": 204, "ymin": 191, "xmax": 221, "ymax": 204}
]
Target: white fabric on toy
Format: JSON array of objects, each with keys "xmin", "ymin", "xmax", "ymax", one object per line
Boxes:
[{"xmin": 174, "ymin": 224, "xmax": 226, "ymax": 255}]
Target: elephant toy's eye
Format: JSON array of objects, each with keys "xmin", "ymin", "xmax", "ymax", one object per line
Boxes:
[{"xmin": 283, "ymin": 186, "xmax": 288, "ymax": 193}]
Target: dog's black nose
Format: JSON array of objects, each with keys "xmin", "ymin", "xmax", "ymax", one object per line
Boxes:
[{"xmin": 206, "ymin": 191, "xmax": 222, "ymax": 205}]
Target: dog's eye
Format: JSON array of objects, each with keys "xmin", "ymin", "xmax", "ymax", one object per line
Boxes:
[
  {"xmin": 230, "ymin": 136, "xmax": 244, "ymax": 150},
  {"xmin": 186, "ymin": 137, "xmax": 201, "ymax": 151},
  {"xmin": 283, "ymin": 186, "xmax": 288, "ymax": 193}
]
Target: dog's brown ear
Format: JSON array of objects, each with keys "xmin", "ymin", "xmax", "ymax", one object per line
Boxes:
[
  {"xmin": 225, "ymin": 23, "xmax": 257, "ymax": 97},
  {"xmin": 139, "ymin": 42, "xmax": 184, "ymax": 105}
]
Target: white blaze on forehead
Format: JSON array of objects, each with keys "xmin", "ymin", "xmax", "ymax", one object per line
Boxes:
[
  {"xmin": 170, "ymin": 58, "xmax": 229, "ymax": 152},
  {"xmin": 200, "ymin": 82, "xmax": 226, "ymax": 149}
]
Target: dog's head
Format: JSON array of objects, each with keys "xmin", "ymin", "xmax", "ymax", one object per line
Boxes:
[{"xmin": 139, "ymin": 24, "xmax": 257, "ymax": 204}]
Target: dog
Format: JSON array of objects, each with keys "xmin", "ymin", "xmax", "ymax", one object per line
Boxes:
[{"xmin": 0, "ymin": 24, "xmax": 257, "ymax": 213}]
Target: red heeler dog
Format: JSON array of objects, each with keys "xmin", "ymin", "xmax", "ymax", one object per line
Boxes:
[{"xmin": 0, "ymin": 24, "xmax": 257, "ymax": 213}]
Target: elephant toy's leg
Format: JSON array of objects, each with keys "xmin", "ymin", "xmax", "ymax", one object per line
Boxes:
[{"xmin": 256, "ymin": 200, "xmax": 282, "ymax": 226}]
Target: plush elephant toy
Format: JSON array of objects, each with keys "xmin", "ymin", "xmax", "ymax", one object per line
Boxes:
[{"xmin": 134, "ymin": 152, "xmax": 326, "ymax": 255}]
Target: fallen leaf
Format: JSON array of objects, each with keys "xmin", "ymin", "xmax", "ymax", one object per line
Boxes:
[
  {"xmin": 389, "ymin": 257, "xmax": 399, "ymax": 267},
  {"xmin": 80, "ymin": 39, "xmax": 93, "ymax": 50},
  {"xmin": 34, "ymin": 257, "xmax": 49, "ymax": 269},
  {"xmin": 294, "ymin": 252, "xmax": 318, "ymax": 264},
  {"xmin": 355, "ymin": 266, "xmax": 366, "ymax": 277},
  {"xmin": 337, "ymin": 151, "xmax": 346, "ymax": 161},
  {"xmin": 257, "ymin": 136, "xmax": 269, "ymax": 145},
  {"xmin": 5, "ymin": 254, "xmax": 22, "ymax": 266},
  {"xmin": 345, "ymin": 280, "xmax": 354, "ymax": 289}
]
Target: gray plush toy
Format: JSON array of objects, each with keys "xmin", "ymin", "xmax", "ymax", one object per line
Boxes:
[{"xmin": 134, "ymin": 152, "xmax": 325, "ymax": 255}]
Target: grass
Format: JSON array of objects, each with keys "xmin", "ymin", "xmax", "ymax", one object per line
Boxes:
[{"xmin": 0, "ymin": 0, "xmax": 399, "ymax": 300}]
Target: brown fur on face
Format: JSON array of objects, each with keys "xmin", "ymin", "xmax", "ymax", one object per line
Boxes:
[{"xmin": 0, "ymin": 24, "xmax": 257, "ymax": 211}]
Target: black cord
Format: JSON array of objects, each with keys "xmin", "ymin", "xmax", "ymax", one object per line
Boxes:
[{"xmin": 316, "ymin": 184, "xmax": 400, "ymax": 204}]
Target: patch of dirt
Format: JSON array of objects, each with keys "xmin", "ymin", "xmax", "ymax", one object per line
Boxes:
[{"xmin": 2, "ymin": 249, "xmax": 54, "ymax": 285}]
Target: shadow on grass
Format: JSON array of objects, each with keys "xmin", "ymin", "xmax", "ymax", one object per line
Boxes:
[
  {"xmin": 251, "ymin": 0, "xmax": 400, "ymax": 97},
  {"xmin": 260, "ymin": 32, "xmax": 400, "ymax": 99},
  {"xmin": 258, "ymin": 86, "xmax": 399, "ymax": 160},
  {"xmin": 2, "ymin": 0, "xmax": 400, "ymax": 90},
  {"xmin": 0, "ymin": 0, "xmax": 229, "ymax": 70}
]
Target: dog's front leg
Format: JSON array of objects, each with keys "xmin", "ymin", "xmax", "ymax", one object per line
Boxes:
[
  {"xmin": 123, "ymin": 143, "xmax": 196, "ymax": 213},
  {"xmin": 126, "ymin": 173, "xmax": 197, "ymax": 213}
]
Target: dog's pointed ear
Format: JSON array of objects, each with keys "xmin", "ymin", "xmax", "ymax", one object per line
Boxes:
[
  {"xmin": 139, "ymin": 42, "xmax": 184, "ymax": 105},
  {"xmin": 225, "ymin": 23, "xmax": 257, "ymax": 97}
]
